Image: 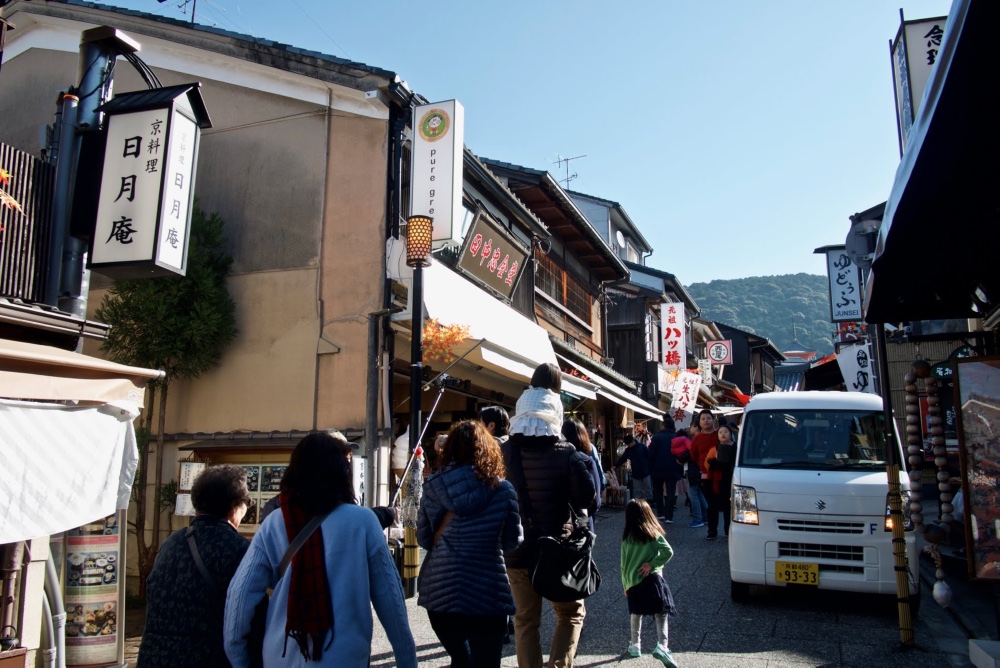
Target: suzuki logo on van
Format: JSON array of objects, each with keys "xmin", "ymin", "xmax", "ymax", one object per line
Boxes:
[{"xmin": 815, "ymin": 500, "xmax": 826, "ymax": 510}]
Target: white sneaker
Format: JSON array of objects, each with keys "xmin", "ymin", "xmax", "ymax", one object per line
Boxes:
[{"xmin": 627, "ymin": 643, "xmax": 641, "ymax": 657}]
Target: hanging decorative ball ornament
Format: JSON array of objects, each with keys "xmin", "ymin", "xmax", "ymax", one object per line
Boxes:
[
  {"xmin": 933, "ymin": 578, "xmax": 953, "ymax": 607},
  {"xmin": 909, "ymin": 355, "xmax": 955, "ymax": 610},
  {"xmin": 903, "ymin": 371, "xmax": 925, "ymax": 533}
]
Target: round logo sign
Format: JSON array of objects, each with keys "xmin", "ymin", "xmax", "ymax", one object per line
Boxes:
[
  {"xmin": 708, "ymin": 342, "xmax": 730, "ymax": 363},
  {"xmin": 418, "ymin": 108, "xmax": 450, "ymax": 142}
]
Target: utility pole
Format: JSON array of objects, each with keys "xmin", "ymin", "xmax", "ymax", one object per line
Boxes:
[
  {"xmin": 46, "ymin": 27, "xmax": 139, "ymax": 347},
  {"xmin": 553, "ymin": 154, "xmax": 585, "ymax": 188}
]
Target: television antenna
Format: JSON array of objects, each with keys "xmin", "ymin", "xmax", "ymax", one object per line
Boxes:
[{"xmin": 553, "ymin": 154, "xmax": 586, "ymax": 188}]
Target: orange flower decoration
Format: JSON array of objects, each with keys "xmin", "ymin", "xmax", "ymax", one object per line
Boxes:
[{"xmin": 421, "ymin": 318, "xmax": 471, "ymax": 364}]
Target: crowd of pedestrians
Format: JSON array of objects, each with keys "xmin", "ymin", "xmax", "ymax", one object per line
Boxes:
[{"xmin": 134, "ymin": 362, "xmax": 741, "ymax": 668}]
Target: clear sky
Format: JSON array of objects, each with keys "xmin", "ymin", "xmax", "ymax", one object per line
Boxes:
[{"xmin": 101, "ymin": 0, "xmax": 953, "ymax": 285}]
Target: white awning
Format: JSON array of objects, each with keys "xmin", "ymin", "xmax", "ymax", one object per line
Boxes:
[
  {"xmin": 557, "ymin": 355, "xmax": 663, "ymax": 419},
  {"xmin": 0, "ymin": 339, "xmax": 161, "ymax": 542},
  {"xmin": 423, "ymin": 261, "xmax": 570, "ymax": 389}
]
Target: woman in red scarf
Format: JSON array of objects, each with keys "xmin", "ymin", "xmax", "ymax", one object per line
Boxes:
[{"xmin": 689, "ymin": 410, "xmax": 722, "ymax": 540}]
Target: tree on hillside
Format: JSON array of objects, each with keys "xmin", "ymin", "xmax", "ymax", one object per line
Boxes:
[
  {"xmin": 686, "ymin": 273, "xmax": 835, "ymax": 355},
  {"xmin": 95, "ymin": 203, "xmax": 238, "ymax": 596}
]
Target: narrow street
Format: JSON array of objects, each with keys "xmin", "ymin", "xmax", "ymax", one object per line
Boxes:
[
  {"xmin": 118, "ymin": 498, "xmax": 983, "ymax": 667},
  {"xmin": 366, "ymin": 502, "xmax": 972, "ymax": 667}
]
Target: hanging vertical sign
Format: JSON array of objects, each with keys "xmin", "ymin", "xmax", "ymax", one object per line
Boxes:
[
  {"xmin": 891, "ymin": 16, "xmax": 947, "ymax": 150},
  {"xmin": 661, "ymin": 302, "xmax": 686, "ymax": 370},
  {"xmin": 836, "ymin": 341, "xmax": 877, "ymax": 394},
  {"xmin": 825, "ymin": 248, "xmax": 863, "ymax": 322},
  {"xmin": 409, "ymin": 99, "xmax": 465, "ymax": 246},
  {"xmin": 89, "ymin": 83, "xmax": 211, "ymax": 279},
  {"xmin": 667, "ymin": 370, "xmax": 701, "ymax": 429}
]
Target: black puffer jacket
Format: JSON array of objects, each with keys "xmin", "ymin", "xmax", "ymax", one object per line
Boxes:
[{"xmin": 502, "ymin": 433, "xmax": 597, "ymax": 569}]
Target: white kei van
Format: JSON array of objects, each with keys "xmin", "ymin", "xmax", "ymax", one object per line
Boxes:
[{"xmin": 728, "ymin": 391, "xmax": 918, "ymax": 606}]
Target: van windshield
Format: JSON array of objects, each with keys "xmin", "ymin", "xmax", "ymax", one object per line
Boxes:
[{"xmin": 738, "ymin": 409, "xmax": 891, "ymax": 470}]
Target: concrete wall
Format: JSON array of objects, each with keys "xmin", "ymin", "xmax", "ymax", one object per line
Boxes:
[{"xmin": 0, "ymin": 42, "xmax": 384, "ymax": 436}]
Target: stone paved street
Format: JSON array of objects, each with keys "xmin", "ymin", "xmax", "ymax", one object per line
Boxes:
[{"xmin": 123, "ymin": 500, "xmax": 990, "ymax": 667}]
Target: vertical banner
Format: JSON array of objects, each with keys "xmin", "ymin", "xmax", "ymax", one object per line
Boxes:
[
  {"xmin": 825, "ymin": 248, "xmax": 863, "ymax": 322},
  {"xmin": 667, "ymin": 370, "xmax": 702, "ymax": 429},
  {"xmin": 661, "ymin": 302, "xmax": 686, "ymax": 370},
  {"xmin": 836, "ymin": 341, "xmax": 877, "ymax": 394},
  {"xmin": 891, "ymin": 16, "xmax": 948, "ymax": 150},
  {"xmin": 409, "ymin": 100, "xmax": 465, "ymax": 245}
]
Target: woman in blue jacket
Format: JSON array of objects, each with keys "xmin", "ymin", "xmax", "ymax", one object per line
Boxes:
[{"xmin": 417, "ymin": 419, "xmax": 523, "ymax": 668}]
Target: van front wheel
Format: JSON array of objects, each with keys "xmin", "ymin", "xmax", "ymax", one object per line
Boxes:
[{"xmin": 731, "ymin": 579, "xmax": 751, "ymax": 603}]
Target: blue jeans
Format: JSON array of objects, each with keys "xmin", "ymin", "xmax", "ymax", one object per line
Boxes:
[
  {"xmin": 632, "ymin": 475, "xmax": 653, "ymax": 501},
  {"xmin": 689, "ymin": 483, "xmax": 708, "ymax": 523}
]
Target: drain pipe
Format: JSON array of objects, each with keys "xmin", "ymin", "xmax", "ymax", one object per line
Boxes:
[
  {"xmin": 43, "ymin": 555, "xmax": 66, "ymax": 668},
  {"xmin": 39, "ymin": 590, "xmax": 57, "ymax": 668},
  {"xmin": 1, "ymin": 542, "xmax": 23, "ymax": 638}
]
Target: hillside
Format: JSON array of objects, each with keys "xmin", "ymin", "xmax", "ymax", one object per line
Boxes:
[{"xmin": 685, "ymin": 274, "xmax": 834, "ymax": 356}]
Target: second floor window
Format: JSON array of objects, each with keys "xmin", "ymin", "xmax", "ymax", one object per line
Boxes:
[{"xmin": 535, "ymin": 253, "xmax": 592, "ymax": 326}]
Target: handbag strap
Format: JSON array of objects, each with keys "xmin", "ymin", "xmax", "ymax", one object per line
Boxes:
[
  {"xmin": 186, "ymin": 526, "xmax": 219, "ymax": 595},
  {"xmin": 277, "ymin": 511, "xmax": 330, "ymax": 581}
]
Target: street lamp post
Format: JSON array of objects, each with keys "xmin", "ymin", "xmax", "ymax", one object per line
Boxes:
[
  {"xmin": 405, "ymin": 214, "xmax": 433, "ymax": 454},
  {"xmin": 402, "ymin": 214, "xmax": 432, "ymax": 597}
]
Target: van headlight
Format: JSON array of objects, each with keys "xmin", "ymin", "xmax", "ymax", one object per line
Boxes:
[
  {"xmin": 733, "ymin": 485, "xmax": 758, "ymax": 525},
  {"xmin": 885, "ymin": 490, "xmax": 913, "ymax": 531}
]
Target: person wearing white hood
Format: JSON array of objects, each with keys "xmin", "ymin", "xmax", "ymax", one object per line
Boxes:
[{"xmin": 501, "ymin": 363, "xmax": 596, "ymax": 668}]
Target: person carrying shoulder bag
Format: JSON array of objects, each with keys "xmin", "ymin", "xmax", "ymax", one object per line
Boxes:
[
  {"xmin": 501, "ymin": 364, "xmax": 596, "ymax": 668},
  {"xmin": 224, "ymin": 432, "xmax": 416, "ymax": 668}
]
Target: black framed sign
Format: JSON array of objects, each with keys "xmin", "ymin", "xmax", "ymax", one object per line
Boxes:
[
  {"xmin": 953, "ymin": 355, "xmax": 1000, "ymax": 581},
  {"xmin": 455, "ymin": 209, "xmax": 528, "ymax": 301}
]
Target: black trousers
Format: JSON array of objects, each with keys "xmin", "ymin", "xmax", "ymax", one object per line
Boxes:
[
  {"xmin": 652, "ymin": 477, "xmax": 678, "ymax": 519},
  {"xmin": 704, "ymin": 485, "xmax": 731, "ymax": 537},
  {"xmin": 427, "ymin": 610, "xmax": 507, "ymax": 668}
]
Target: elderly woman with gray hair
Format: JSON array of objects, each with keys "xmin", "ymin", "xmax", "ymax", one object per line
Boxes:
[{"xmin": 138, "ymin": 464, "xmax": 252, "ymax": 667}]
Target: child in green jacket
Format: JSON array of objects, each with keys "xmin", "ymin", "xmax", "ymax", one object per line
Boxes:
[{"xmin": 621, "ymin": 499, "xmax": 678, "ymax": 667}]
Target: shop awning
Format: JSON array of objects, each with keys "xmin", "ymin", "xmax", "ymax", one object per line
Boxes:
[
  {"xmin": 865, "ymin": 0, "xmax": 1000, "ymax": 323},
  {"xmin": 422, "ymin": 261, "xmax": 564, "ymax": 387},
  {"xmin": 0, "ymin": 338, "xmax": 163, "ymax": 406},
  {"xmin": 557, "ymin": 354, "xmax": 663, "ymax": 419},
  {"xmin": 0, "ymin": 339, "xmax": 163, "ymax": 543}
]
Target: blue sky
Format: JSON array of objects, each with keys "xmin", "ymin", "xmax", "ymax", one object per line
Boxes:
[{"xmin": 100, "ymin": 0, "xmax": 952, "ymax": 285}]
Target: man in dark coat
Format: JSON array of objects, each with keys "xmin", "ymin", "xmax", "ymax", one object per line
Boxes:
[
  {"xmin": 614, "ymin": 434, "xmax": 652, "ymax": 501},
  {"xmin": 647, "ymin": 416, "xmax": 682, "ymax": 522}
]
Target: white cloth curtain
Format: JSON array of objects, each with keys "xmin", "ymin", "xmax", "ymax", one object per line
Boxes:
[{"xmin": 0, "ymin": 398, "xmax": 139, "ymax": 543}]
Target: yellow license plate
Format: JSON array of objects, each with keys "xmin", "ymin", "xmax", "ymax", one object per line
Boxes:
[{"xmin": 775, "ymin": 561, "xmax": 819, "ymax": 585}]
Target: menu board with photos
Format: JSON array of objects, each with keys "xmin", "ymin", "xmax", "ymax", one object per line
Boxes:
[
  {"xmin": 65, "ymin": 512, "xmax": 124, "ymax": 666},
  {"xmin": 240, "ymin": 464, "xmax": 286, "ymax": 530}
]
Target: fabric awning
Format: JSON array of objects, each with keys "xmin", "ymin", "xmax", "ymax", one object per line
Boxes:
[
  {"xmin": 0, "ymin": 338, "xmax": 163, "ymax": 406},
  {"xmin": 0, "ymin": 339, "xmax": 162, "ymax": 542},
  {"xmin": 557, "ymin": 355, "xmax": 663, "ymax": 419},
  {"xmin": 865, "ymin": 0, "xmax": 1000, "ymax": 323},
  {"xmin": 422, "ymin": 261, "xmax": 559, "ymax": 386}
]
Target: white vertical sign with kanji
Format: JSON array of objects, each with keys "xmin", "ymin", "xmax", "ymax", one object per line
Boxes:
[
  {"xmin": 668, "ymin": 370, "xmax": 702, "ymax": 429},
  {"xmin": 836, "ymin": 341, "xmax": 877, "ymax": 394},
  {"xmin": 826, "ymin": 249, "xmax": 863, "ymax": 322},
  {"xmin": 661, "ymin": 302, "xmax": 686, "ymax": 370}
]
